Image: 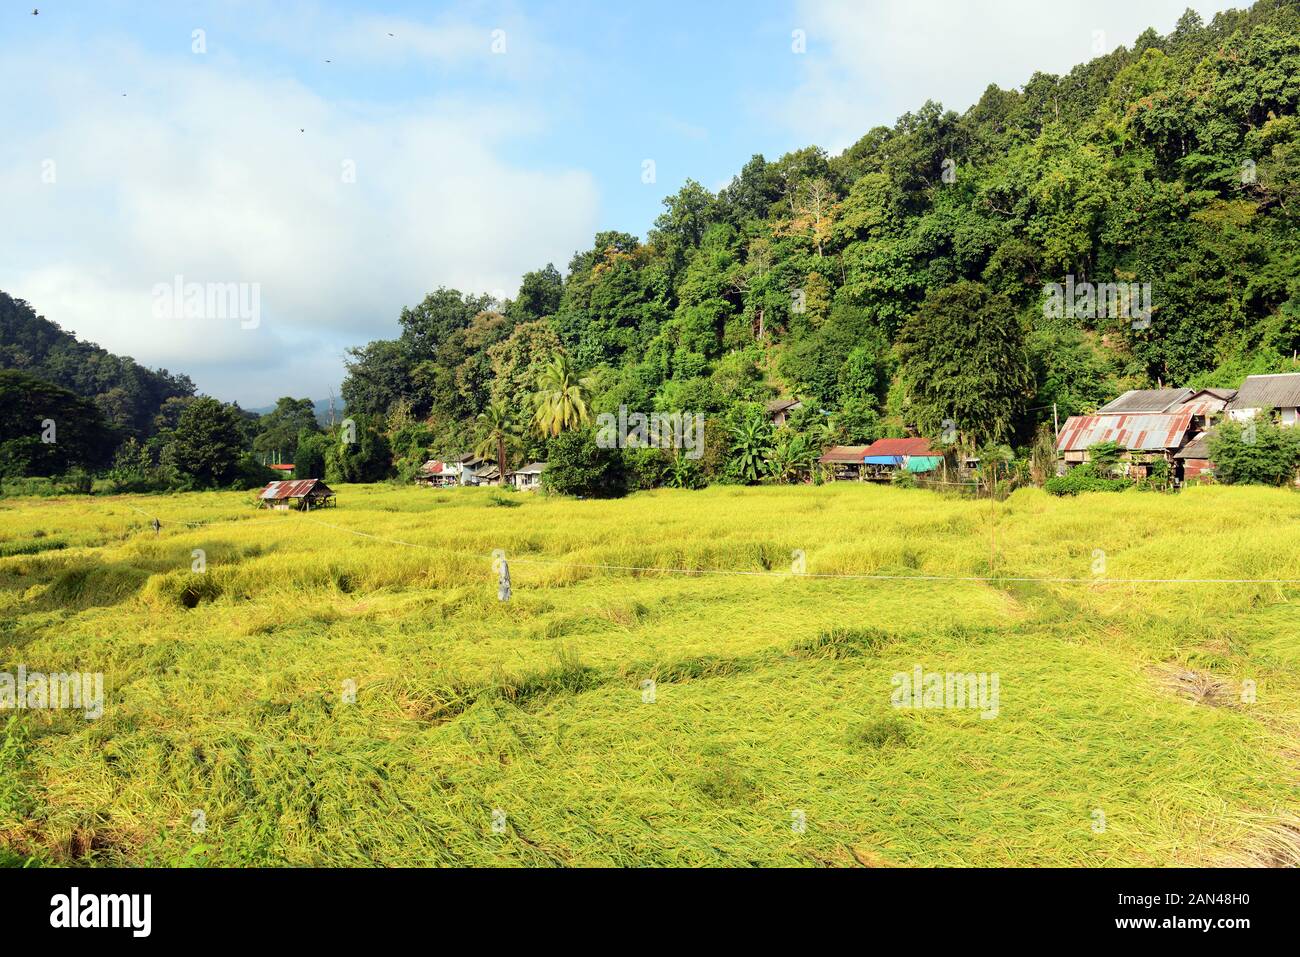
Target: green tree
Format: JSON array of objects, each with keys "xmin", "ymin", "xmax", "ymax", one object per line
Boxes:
[
  {"xmin": 1086, "ymin": 440, "xmax": 1125, "ymax": 478},
  {"xmin": 474, "ymin": 399, "xmax": 518, "ymax": 483},
  {"xmin": 293, "ymin": 430, "xmax": 329, "ymax": 480},
  {"xmin": 509, "ymin": 264, "xmax": 564, "ymax": 323},
  {"xmin": 768, "ymin": 431, "xmax": 819, "ymax": 484},
  {"xmin": 169, "ymin": 397, "xmax": 248, "ymax": 488},
  {"xmin": 324, "ymin": 417, "xmax": 392, "ymax": 483},
  {"xmin": 533, "ymin": 354, "xmax": 592, "ymax": 437},
  {"xmin": 253, "ymin": 397, "xmax": 320, "ymax": 464},
  {"xmin": 897, "ymin": 281, "xmax": 1032, "ymax": 446},
  {"xmin": 0, "ymin": 370, "xmax": 115, "ymax": 477},
  {"xmin": 542, "ymin": 428, "xmax": 627, "ymax": 498}
]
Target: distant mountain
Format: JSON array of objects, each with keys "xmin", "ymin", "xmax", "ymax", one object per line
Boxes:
[{"xmin": 0, "ymin": 292, "xmax": 195, "ymax": 439}]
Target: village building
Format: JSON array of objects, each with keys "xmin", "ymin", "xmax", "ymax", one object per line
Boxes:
[
  {"xmin": 268, "ymin": 462, "xmax": 294, "ymax": 474},
  {"xmin": 510, "ymin": 462, "xmax": 547, "ymax": 491},
  {"xmin": 1226, "ymin": 373, "xmax": 1300, "ymax": 427},
  {"xmin": 1094, "ymin": 388, "xmax": 1196, "ymax": 415},
  {"xmin": 414, "ymin": 460, "xmax": 462, "ymax": 487},
  {"xmin": 257, "ymin": 478, "xmax": 336, "ymax": 510},
  {"xmin": 817, "ymin": 439, "xmax": 944, "ymax": 482},
  {"xmin": 765, "ymin": 397, "xmax": 803, "ymax": 429},
  {"xmin": 1174, "ymin": 432, "xmax": 1214, "ymax": 482},
  {"xmin": 1054, "ymin": 410, "xmax": 1195, "ymax": 478},
  {"xmin": 1059, "ymin": 386, "xmax": 1240, "ymax": 481},
  {"xmin": 457, "ymin": 453, "xmax": 499, "ymax": 486},
  {"xmin": 1177, "ymin": 388, "xmax": 1236, "ymax": 425},
  {"xmin": 817, "ymin": 445, "xmax": 873, "ymax": 481},
  {"xmin": 860, "ymin": 437, "xmax": 944, "ymax": 481}
]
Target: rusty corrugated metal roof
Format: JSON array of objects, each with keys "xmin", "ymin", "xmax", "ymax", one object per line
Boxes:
[
  {"xmin": 1177, "ymin": 389, "xmax": 1234, "ymax": 416},
  {"xmin": 259, "ymin": 479, "xmax": 331, "ymax": 500},
  {"xmin": 1175, "ymin": 432, "xmax": 1212, "ymax": 460},
  {"xmin": 765, "ymin": 398, "xmax": 802, "ymax": 413},
  {"xmin": 1055, "ymin": 411, "xmax": 1194, "ymax": 452},
  {"xmin": 817, "ymin": 445, "xmax": 871, "ymax": 464}
]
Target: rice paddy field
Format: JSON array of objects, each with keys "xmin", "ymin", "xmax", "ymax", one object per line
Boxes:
[{"xmin": 2, "ymin": 482, "xmax": 1299, "ymax": 867}]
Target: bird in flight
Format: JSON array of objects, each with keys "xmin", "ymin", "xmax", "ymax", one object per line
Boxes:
[{"xmin": 33, "ymin": 8, "xmax": 39, "ymax": 14}]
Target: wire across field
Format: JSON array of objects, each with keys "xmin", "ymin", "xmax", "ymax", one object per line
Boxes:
[{"xmin": 1, "ymin": 482, "xmax": 1298, "ymax": 866}]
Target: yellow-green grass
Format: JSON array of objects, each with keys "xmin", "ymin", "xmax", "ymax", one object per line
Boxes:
[{"xmin": 1, "ymin": 482, "xmax": 1298, "ymax": 866}]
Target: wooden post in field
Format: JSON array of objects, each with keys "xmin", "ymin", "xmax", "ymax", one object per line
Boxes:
[{"xmin": 989, "ymin": 461, "xmax": 996, "ymax": 579}]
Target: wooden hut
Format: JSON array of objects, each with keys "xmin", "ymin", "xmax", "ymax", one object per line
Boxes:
[{"xmin": 257, "ymin": 478, "xmax": 336, "ymax": 510}]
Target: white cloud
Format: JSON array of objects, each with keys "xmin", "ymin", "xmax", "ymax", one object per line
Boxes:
[
  {"xmin": 0, "ymin": 27, "xmax": 597, "ymax": 405},
  {"xmin": 781, "ymin": 0, "xmax": 1242, "ymax": 152}
]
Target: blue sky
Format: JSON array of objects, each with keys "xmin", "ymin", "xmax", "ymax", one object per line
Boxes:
[{"xmin": 1, "ymin": 0, "xmax": 1240, "ymax": 405}]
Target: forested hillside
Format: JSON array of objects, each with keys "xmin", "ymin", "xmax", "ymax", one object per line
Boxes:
[
  {"xmin": 341, "ymin": 1, "xmax": 1300, "ymax": 473},
  {"xmin": 0, "ymin": 293, "xmax": 194, "ymax": 440}
]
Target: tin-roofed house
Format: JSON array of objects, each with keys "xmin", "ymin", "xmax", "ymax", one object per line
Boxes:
[
  {"xmin": 458, "ymin": 453, "xmax": 497, "ymax": 486},
  {"xmin": 817, "ymin": 445, "xmax": 872, "ymax": 481},
  {"xmin": 1055, "ymin": 410, "xmax": 1195, "ymax": 479},
  {"xmin": 1226, "ymin": 373, "xmax": 1300, "ymax": 428},
  {"xmin": 860, "ymin": 437, "xmax": 944, "ymax": 481},
  {"xmin": 1098, "ymin": 387, "xmax": 1234, "ymax": 431},
  {"xmin": 510, "ymin": 462, "xmax": 547, "ymax": 491},
  {"xmin": 1177, "ymin": 388, "xmax": 1236, "ymax": 423},
  {"xmin": 258, "ymin": 478, "xmax": 336, "ymax": 510},
  {"xmin": 1095, "ymin": 388, "xmax": 1195, "ymax": 415},
  {"xmin": 414, "ymin": 460, "xmax": 463, "ymax": 488},
  {"xmin": 1174, "ymin": 432, "xmax": 1215, "ymax": 483},
  {"xmin": 765, "ymin": 397, "xmax": 804, "ymax": 429}
]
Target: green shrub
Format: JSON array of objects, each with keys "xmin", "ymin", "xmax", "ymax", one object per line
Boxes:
[
  {"xmin": 542, "ymin": 429, "xmax": 627, "ymax": 498},
  {"xmin": 1208, "ymin": 417, "xmax": 1300, "ymax": 487},
  {"xmin": 890, "ymin": 469, "xmax": 919, "ymax": 489},
  {"xmin": 1044, "ymin": 470, "xmax": 1134, "ymax": 496}
]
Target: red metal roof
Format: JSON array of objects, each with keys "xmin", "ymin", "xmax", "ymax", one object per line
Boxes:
[
  {"xmin": 862, "ymin": 437, "xmax": 941, "ymax": 458},
  {"xmin": 269, "ymin": 463, "xmax": 295, "ymax": 471},
  {"xmin": 259, "ymin": 479, "xmax": 331, "ymax": 500},
  {"xmin": 1055, "ymin": 411, "xmax": 1193, "ymax": 452}
]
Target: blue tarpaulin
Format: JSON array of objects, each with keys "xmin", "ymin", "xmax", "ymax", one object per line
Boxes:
[{"xmin": 863, "ymin": 455, "xmax": 904, "ymax": 465}]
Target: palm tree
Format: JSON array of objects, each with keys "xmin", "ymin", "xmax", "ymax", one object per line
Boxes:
[
  {"xmin": 532, "ymin": 354, "xmax": 591, "ymax": 437},
  {"xmin": 474, "ymin": 400, "xmax": 516, "ymax": 485}
]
